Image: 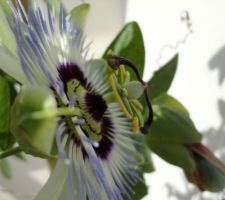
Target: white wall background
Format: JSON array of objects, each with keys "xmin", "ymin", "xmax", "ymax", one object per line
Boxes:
[{"xmin": 1, "ymin": 0, "xmax": 225, "ymax": 200}]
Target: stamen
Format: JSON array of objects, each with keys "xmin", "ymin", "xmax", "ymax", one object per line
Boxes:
[
  {"xmin": 76, "ymin": 125, "xmax": 100, "ymax": 148},
  {"xmin": 81, "ymin": 134, "xmax": 100, "ymax": 148},
  {"xmin": 107, "ymin": 55, "xmax": 153, "ymax": 134}
]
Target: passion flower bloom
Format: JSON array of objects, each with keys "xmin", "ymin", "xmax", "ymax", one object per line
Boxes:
[{"xmin": 0, "ymin": 1, "xmax": 145, "ymax": 200}]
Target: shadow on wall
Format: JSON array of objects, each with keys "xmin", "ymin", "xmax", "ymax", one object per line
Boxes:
[
  {"xmin": 209, "ymin": 46, "xmax": 225, "ymax": 85},
  {"xmin": 0, "ymin": 156, "xmax": 48, "ymax": 200}
]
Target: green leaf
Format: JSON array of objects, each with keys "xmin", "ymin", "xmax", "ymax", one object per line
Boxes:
[
  {"xmin": 0, "ymin": 76, "xmax": 16, "ymax": 150},
  {"xmin": 141, "ymin": 146, "xmax": 154, "ymax": 173},
  {"xmin": 0, "ymin": 77, "xmax": 10, "ymax": 133},
  {"xmin": 134, "ymin": 136, "xmax": 154, "ymax": 173},
  {"xmin": 146, "ymin": 105, "xmax": 202, "ymax": 173},
  {"xmin": 68, "ymin": 3, "xmax": 90, "ymax": 29},
  {"xmin": 0, "ymin": 159, "xmax": 11, "ymax": 179},
  {"xmin": 152, "ymin": 94, "xmax": 189, "ymax": 116},
  {"xmin": 149, "ymin": 105, "xmax": 201, "ymax": 143},
  {"xmin": 148, "ymin": 54, "xmax": 178, "ymax": 100},
  {"xmin": 148, "ymin": 142, "xmax": 196, "ymax": 173},
  {"xmin": 0, "ymin": 134, "xmax": 15, "ymax": 151},
  {"xmin": 103, "ymin": 22, "xmax": 145, "ymax": 79},
  {"xmin": 129, "ymin": 174, "xmax": 148, "ymax": 200}
]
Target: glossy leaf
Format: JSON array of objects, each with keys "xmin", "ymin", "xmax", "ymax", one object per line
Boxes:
[
  {"xmin": 148, "ymin": 142, "xmax": 196, "ymax": 173},
  {"xmin": 103, "ymin": 22, "xmax": 145, "ymax": 79},
  {"xmin": 68, "ymin": 3, "xmax": 90, "ymax": 29},
  {"xmin": 150, "ymin": 105, "xmax": 201, "ymax": 143},
  {"xmin": 148, "ymin": 54, "xmax": 178, "ymax": 100}
]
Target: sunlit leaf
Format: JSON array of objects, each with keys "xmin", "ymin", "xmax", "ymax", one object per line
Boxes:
[
  {"xmin": 148, "ymin": 54, "xmax": 178, "ymax": 100},
  {"xmin": 103, "ymin": 22, "xmax": 145, "ymax": 79}
]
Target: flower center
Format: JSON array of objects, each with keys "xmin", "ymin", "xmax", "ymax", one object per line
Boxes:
[{"xmin": 66, "ymin": 79, "xmax": 107, "ymax": 142}]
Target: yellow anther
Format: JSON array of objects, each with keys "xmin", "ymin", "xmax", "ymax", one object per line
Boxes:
[
  {"xmin": 132, "ymin": 116, "xmax": 140, "ymax": 133},
  {"xmin": 108, "ymin": 74, "xmax": 132, "ymax": 119}
]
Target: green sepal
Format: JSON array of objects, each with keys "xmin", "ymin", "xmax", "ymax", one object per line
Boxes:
[
  {"xmin": 148, "ymin": 54, "xmax": 178, "ymax": 100},
  {"xmin": 152, "ymin": 94, "xmax": 189, "ymax": 116},
  {"xmin": 103, "ymin": 22, "xmax": 145, "ymax": 79},
  {"xmin": 68, "ymin": 3, "xmax": 90, "ymax": 29},
  {"xmin": 149, "ymin": 105, "xmax": 201, "ymax": 144},
  {"xmin": 10, "ymin": 86, "xmax": 58, "ymax": 158}
]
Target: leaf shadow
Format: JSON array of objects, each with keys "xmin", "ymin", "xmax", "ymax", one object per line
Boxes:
[
  {"xmin": 0, "ymin": 155, "xmax": 49, "ymax": 200},
  {"xmin": 209, "ymin": 46, "xmax": 225, "ymax": 86}
]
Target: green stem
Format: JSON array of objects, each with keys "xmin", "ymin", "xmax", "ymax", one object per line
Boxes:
[{"xmin": 0, "ymin": 146, "xmax": 22, "ymax": 159}]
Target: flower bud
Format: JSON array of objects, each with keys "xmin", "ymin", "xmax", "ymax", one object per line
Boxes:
[
  {"xmin": 10, "ymin": 86, "xmax": 57, "ymax": 158},
  {"xmin": 186, "ymin": 144, "xmax": 225, "ymax": 192}
]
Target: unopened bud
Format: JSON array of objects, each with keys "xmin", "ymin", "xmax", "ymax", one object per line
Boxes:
[
  {"xmin": 186, "ymin": 144, "xmax": 225, "ymax": 192},
  {"xmin": 10, "ymin": 86, "xmax": 57, "ymax": 158}
]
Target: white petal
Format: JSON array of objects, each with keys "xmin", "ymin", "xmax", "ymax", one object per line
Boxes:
[
  {"xmin": 34, "ymin": 160, "xmax": 78, "ymax": 200},
  {"xmin": 0, "ymin": 45, "xmax": 28, "ymax": 84},
  {"xmin": 0, "ymin": 6, "xmax": 17, "ymax": 53}
]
